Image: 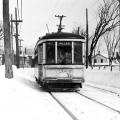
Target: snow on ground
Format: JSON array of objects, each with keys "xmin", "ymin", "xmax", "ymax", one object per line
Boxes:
[
  {"xmin": 0, "ymin": 65, "xmax": 120, "ymax": 120},
  {"xmin": 85, "ymin": 66, "xmax": 120, "ymax": 95},
  {"xmin": 0, "ymin": 65, "xmax": 73, "ymax": 120},
  {"xmin": 53, "ymin": 92, "xmax": 120, "ymax": 120}
]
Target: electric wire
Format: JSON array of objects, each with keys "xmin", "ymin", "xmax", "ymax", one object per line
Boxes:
[
  {"xmin": 21, "ymin": 0, "xmax": 22, "ymax": 20},
  {"xmin": 17, "ymin": 0, "xmax": 20, "ymax": 20}
]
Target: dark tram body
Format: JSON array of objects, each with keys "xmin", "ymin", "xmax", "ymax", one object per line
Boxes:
[{"xmin": 34, "ymin": 32, "xmax": 85, "ymax": 91}]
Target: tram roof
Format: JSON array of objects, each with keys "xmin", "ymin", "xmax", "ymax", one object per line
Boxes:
[{"xmin": 41, "ymin": 32, "xmax": 85, "ymax": 39}]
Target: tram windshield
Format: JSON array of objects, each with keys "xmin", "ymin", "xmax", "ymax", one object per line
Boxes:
[
  {"xmin": 45, "ymin": 41, "xmax": 83, "ymax": 65},
  {"xmin": 74, "ymin": 42, "xmax": 83, "ymax": 64},
  {"xmin": 57, "ymin": 42, "xmax": 72, "ymax": 64},
  {"xmin": 46, "ymin": 42, "xmax": 55, "ymax": 64}
]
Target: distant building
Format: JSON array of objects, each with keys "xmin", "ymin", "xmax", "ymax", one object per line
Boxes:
[
  {"xmin": 0, "ymin": 47, "xmax": 34, "ymax": 67},
  {"xmin": 19, "ymin": 54, "xmax": 33, "ymax": 68},
  {"xmin": 19, "ymin": 48, "xmax": 34, "ymax": 68},
  {"xmin": 92, "ymin": 51, "xmax": 109, "ymax": 66}
]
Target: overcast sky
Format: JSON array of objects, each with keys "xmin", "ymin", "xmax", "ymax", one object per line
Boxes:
[{"xmin": 0, "ymin": 0, "xmax": 99, "ymax": 48}]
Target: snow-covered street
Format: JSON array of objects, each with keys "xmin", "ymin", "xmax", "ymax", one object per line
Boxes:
[
  {"xmin": 0, "ymin": 66, "xmax": 73, "ymax": 120},
  {"xmin": 0, "ymin": 65, "xmax": 120, "ymax": 120}
]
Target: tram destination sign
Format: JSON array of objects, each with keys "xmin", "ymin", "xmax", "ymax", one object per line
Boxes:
[{"xmin": 58, "ymin": 41, "xmax": 71, "ymax": 46}]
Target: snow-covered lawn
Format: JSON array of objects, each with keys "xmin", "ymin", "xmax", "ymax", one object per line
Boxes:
[{"xmin": 85, "ymin": 66, "xmax": 120, "ymax": 94}]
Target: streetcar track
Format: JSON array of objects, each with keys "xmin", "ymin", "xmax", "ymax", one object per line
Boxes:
[
  {"xmin": 76, "ymin": 91, "xmax": 120, "ymax": 114},
  {"xmin": 49, "ymin": 92, "xmax": 79, "ymax": 120},
  {"xmin": 84, "ymin": 83, "xmax": 120, "ymax": 96}
]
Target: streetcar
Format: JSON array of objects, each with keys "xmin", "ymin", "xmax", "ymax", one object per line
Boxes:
[{"xmin": 34, "ymin": 32, "xmax": 85, "ymax": 91}]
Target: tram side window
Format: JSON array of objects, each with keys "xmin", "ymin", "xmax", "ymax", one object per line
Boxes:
[
  {"xmin": 46, "ymin": 42, "xmax": 55, "ymax": 64},
  {"xmin": 74, "ymin": 42, "xmax": 83, "ymax": 64},
  {"xmin": 34, "ymin": 56, "xmax": 38, "ymax": 65},
  {"xmin": 38, "ymin": 45, "xmax": 43, "ymax": 64},
  {"xmin": 33, "ymin": 52, "xmax": 38, "ymax": 67},
  {"xmin": 57, "ymin": 42, "xmax": 72, "ymax": 64}
]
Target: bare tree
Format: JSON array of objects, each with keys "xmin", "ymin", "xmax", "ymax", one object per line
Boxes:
[
  {"xmin": 0, "ymin": 22, "xmax": 4, "ymax": 41},
  {"xmin": 72, "ymin": 26, "xmax": 86, "ymax": 37},
  {"xmin": 88, "ymin": 0, "xmax": 119, "ymax": 65},
  {"xmin": 104, "ymin": 29, "xmax": 119, "ymax": 71}
]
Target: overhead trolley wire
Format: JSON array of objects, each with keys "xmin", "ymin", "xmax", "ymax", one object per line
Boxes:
[
  {"xmin": 21, "ymin": 0, "xmax": 22, "ymax": 20},
  {"xmin": 17, "ymin": 0, "xmax": 20, "ymax": 20}
]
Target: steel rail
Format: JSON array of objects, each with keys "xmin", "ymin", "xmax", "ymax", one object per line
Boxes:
[
  {"xmin": 49, "ymin": 92, "xmax": 79, "ymax": 120},
  {"xmin": 84, "ymin": 83, "xmax": 120, "ymax": 96},
  {"xmin": 76, "ymin": 91, "xmax": 120, "ymax": 114}
]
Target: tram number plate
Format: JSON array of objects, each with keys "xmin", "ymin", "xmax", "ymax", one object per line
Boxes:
[{"xmin": 58, "ymin": 69, "xmax": 72, "ymax": 78}]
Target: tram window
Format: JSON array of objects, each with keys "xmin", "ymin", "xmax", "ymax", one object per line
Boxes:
[
  {"xmin": 46, "ymin": 42, "xmax": 55, "ymax": 64},
  {"xmin": 74, "ymin": 42, "xmax": 83, "ymax": 64},
  {"xmin": 57, "ymin": 42, "xmax": 72, "ymax": 64},
  {"xmin": 38, "ymin": 45, "xmax": 43, "ymax": 64}
]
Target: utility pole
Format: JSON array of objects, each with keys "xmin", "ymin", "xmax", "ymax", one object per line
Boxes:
[
  {"xmin": 19, "ymin": 39, "xmax": 23, "ymax": 54},
  {"xmin": 19, "ymin": 39, "xmax": 23, "ymax": 67},
  {"xmin": 55, "ymin": 15, "xmax": 66, "ymax": 32},
  {"xmin": 86, "ymin": 8, "xmax": 89, "ymax": 69},
  {"xmin": 10, "ymin": 14, "xmax": 14, "ymax": 65},
  {"xmin": 11, "ymin": 8, "xmax": 22, "ymax": 68},
  {"xmin": 3, "ymin": 0, "xmax": 13, "ymax": 78}
]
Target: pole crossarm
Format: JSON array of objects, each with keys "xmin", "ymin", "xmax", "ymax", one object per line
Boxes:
[{"xmin": 11, "ymin": 20, "xmax": 23, "ymax": 23}]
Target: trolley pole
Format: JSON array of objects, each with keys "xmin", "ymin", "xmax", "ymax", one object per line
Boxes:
[
  {"xmin": 11, "ymin": 8, "xmax": 22, "ymax": 68},
  {"xmin": 55, "ymin": 15, "xmax": 66, "ymax": 32},
  {"xmin": 3, "ymin": 0, "xmax": 13, "ymax": 78},
  {"xmin": 46, "ymin": 24, "xmax": 50, "ymax": 33},
  {"xmin": 86, "ymin": 8, "xmax": 89, "ymax": 69}
]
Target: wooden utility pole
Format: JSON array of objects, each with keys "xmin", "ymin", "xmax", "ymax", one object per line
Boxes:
[
  {"xmin": 11, "ymin": 8, "xmax": 22, "ymax": 68},
  {"xmin": 86, "ymin": 8, "xmax": 89, "ymax": 69},
  {"xmin": 55, "ymin": 15, "xmax": 66, "ymax": 32},
  {"xmin": 19, "ymin": 39, "xmax": 23, "ymax": 54},
  {"xmin": 3, "ymin": 0, "xmax": 13, "ymax": 78},
  {"xmin": 10, "ymin": 14, "xmax": 14, "ymax": 64},
  {"xmin": 19, "ymin": 39, "xmax": 23, "ymax": 67}
]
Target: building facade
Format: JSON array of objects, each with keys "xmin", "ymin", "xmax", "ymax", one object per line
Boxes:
[{"xmin": 92, "ymin": 51, "xmax": 109, "ymax": 65}]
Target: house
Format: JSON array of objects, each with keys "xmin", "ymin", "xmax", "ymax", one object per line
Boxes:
[{"xmin": 92, "ymin": 51, "xmax": 109, "ymax": 66}]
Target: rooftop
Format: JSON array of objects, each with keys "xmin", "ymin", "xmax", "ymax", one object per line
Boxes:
[{"xmin": 41, "ymin": 32, "xmax": 85, "ymax": 39}]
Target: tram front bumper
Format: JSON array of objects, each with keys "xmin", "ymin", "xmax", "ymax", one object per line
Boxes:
[{"xmin": 42, "ymin": 77, "xmax": 85, "ymax": 84}]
